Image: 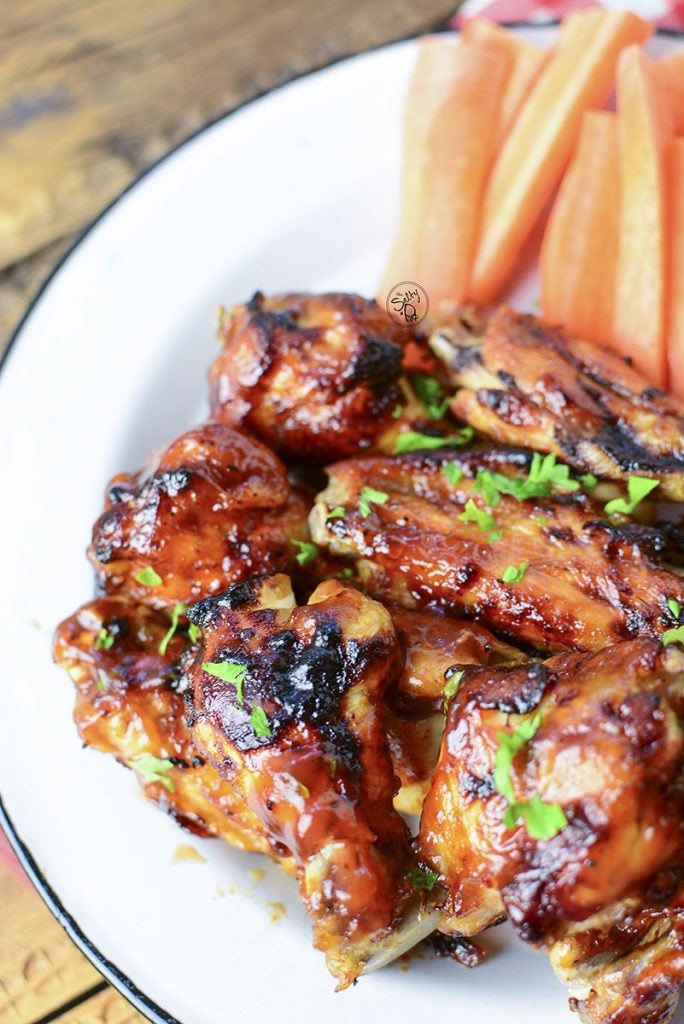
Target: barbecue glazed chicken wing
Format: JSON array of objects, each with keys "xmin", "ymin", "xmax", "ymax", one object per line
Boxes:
[
  {"xmin": 89, "ymin": 423, "xmax": 310, "ymax": 609},
  {"xmin": 53, "ymin": 596, "xmax": 285, "ymax": 858},
  {"xmin": 185, "ymin": 573, "xmax": 437, "ymax": 987},
  {"xmin": 209, "ymin": 292, "xmax": 409, "ymax": 462},
  {"xmin": 421, "ymin": 639, "xmax": 684, "ymax": 939},
  {"xmin": 310, "ymin": 446, "xmax": 684, "ymax": 652},
  {"xmin": 430, "ymin": 307, "xmax": 684, "ymax": 500}
]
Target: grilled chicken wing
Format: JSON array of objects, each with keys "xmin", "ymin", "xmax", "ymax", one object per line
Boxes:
[
  {"xmin": 430, "ymin": 307, "xmax": 684, "ymax": 500},
  {"xmin": 550, "ymin": 867, "xmax": 684, "ymax": 1024},
  {"xmin": 310, "ymin": 447, "xmax": 684, "ymax": 652},
  {"xmin": 53, "ymin": 596, "xmax": 284, "ymax": 858},
  {"xmin": 420, "ymin": 640, "xmax": 684, "ymax": 948},
  {"xmin": 209, "ymin": 292, "xmax": 410, "ymax": 462},
  {"xmin": 185, "ymin": 573, "xmax": 437, "ymax": 987},
  {"xmin": 89, "ymin": 423, "xmax": 310, "ymax": 610}
]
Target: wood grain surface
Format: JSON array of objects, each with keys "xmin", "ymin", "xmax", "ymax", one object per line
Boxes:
[
  {"xmin": 0, "ymin": 0, "xmax": 456, "ymax": 353},
  {"xmin": 0, "ymin": 4, "xmax": 458, "ymax": 1020}
]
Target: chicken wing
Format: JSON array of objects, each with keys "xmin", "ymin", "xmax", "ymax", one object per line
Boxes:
[
  {"xmin": 53, "ymin": 596, "xmax": 284, "ymax": 858},
  {"xmin": 184, "ymin": 573, "xmax": 437, "ymax": 987},
  {"xmin": 209, "ymin": 292, "xmax": 409, "ymax": 462},
  {"xmin": 89, "ymin": 423, "xmax": 310, "ymax": 610},
  {"xmin": 430, "ymin": 307, "xmax": 684, "ymax": 500},
  {"xmin": 420, "ymin": 640, "xmax": 684, "ymax": 949},
  {"xmin": 310, "ymin": 447, "xmax": 684, "ymax": 652}
]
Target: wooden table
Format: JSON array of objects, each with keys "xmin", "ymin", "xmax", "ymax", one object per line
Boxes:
[{"xmin": 0, "ymin": 2, "xmax": 457, "ymax": 1020}]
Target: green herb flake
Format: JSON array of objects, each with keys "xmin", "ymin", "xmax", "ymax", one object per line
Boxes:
[
  {"xmin": 494, "ymin": 713, "xmax": 567, "ymax": 841},
  {"xmin": 535, "ymin": 515, "xmax": 548, "ymax": 526},
  {"xmin": 443, "ymin": 669, "xmax": 464, "ymax": 713},
  {"xmin": 579, "ymin": 473, "xmax": 598, "ymax": 490},
  {"xmin": 488, "ymin": 529, "xmax": 503, "ymax": 542},
  {"xmin": 501, "ymin": 561, "xmax": 529, "ymax": 585},
  {"xmin": 159, "ymin": 602, "xmax": 187, "ymax": 656},
  {"xmin": 604, "ymin": 476, "xmax": 659, "ymax": 517},
  {"xmin": 412, "ymin": 374, "xmax": 450, "ymax": 420},
  {"xmin": 95, "ymin": 627, "xmax": 115, "ymax": 652},
  {"xmin": 391, "ymin": 404, "xmax": 404, "ymax": 420},
  {"xmin": 662, "ymin": 624, "xmax": 684, "ymax": 646},
  {"xmin": 338, "ymin": 568, "xmax": 354, "ymax": 580},
  {"xmin": 407, "ymin": 866, "xmax": 439, "ymax": 891},
  {"xmin": 527, "ymin": 452, "xmax": 579, "ymax": 494},
  {"xmin": 668, "ymin": 598, "xmax": 682, "ymax": 619},
  {"xmin": 394, "ymin": 428, "xmax": 473, "ymax": 456},
  {"xmin": 442, "ymin": 462, "xmax": 464, "ymax": 486},
  {"xmin": 292, "ymin": 539, "xmax": 318, "ymax": 566},
  {"xmin": 135, "ymin": 565, "xmax": 163, "ymax": 587},
  {"xmin": 188, "ymin": 622, "xmax": 202, "ymax": 643},
  {"xmin": 250, "ymin": 705, "xmax": 272, "ymax": 738},
  {"xmin": 329, "ymin": 757, "xmax": 338, "ymax": 778},
  {"xmin": 327, "ymin": 506, "xmax": 345, "ymax": 519},
  {"xmin": 125, "ymin": 753, "xmax": 175, "ymax": 793},
  {"xmin": 359, "ymin": 486, "xmax": 389, "ymax": 518},
  {"xmin": 458, "ymin": 499, "xmax": 496, "ymax": 533},
  {"xmin": 503, "ymin": 795, "xmax": 569, "ymax": 841},
  {"xmin": 203, "ymin": 660, "xmax": 248, "ymax": 705}
]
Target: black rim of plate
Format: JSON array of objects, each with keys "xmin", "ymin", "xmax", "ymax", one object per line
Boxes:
[{"xmin": 1, "ymin": 19, "xmax": 682, "ymax": 1024}]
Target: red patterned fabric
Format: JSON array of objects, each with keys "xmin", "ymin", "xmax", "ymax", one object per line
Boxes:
[{"xmin": 452, "ymin": 0, "xmax": 684, "ymax": 31}]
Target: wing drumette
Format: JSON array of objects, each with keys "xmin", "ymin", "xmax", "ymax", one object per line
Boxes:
[
  {"xmin": 89, "ymin": 422, "xmax": 310, "ymax": 610},
  {"xmin": 310, "ymin": 447, "xmax": 684, "ymax": 652},
  {"xmin": 430, "ymin": 306, "xmax": 684, "ymax": 500},
  {"xmin": 53, "ymin": 596, "xmax": 284, "ymax": 859},
  {"xmin": 185, "ymin": 573, "xmax": 437, "ymax": 987}
]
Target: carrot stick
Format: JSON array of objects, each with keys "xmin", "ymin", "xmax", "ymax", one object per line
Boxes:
[
  {"xmin": 468, "ymin": 9, "xmax": 652, "ymax": 305},
  {"xmin": 666, "ymin": 139, "xmax": 684, "ymax": 398},
  {"xmin": 656, "ymin": 51, "xmax": 684, "ymax": 134},
  {"xmin": 540, "ymin": 110, "xmax": 618, "ymax": 345},
  {"xmin": 614, "ymin": 46, "xmax": 669, "ymax": 386},
  {"xmin": 462, "ymin": 18, "xmax": 549, "ymax": 147},
  {"xmin": 379, "ymin": 36, "xmax": 512, "ymax": 307}
]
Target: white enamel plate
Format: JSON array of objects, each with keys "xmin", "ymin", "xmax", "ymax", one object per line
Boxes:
[{"xmin": 1, "ymin": 25, "xmax": 682, "ymax": 1024}]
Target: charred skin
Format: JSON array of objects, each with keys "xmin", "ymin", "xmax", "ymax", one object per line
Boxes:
[
  {"xmin": 420, "ymin": 640, "xmax": 684, "ymax": 948},
  {"xmin": 550, "ymin": 867, "xmax": 684, "ymax": 1024},
  {"xmin": 310, "ymin": 447, "xmax": 684, "ymax": 652},
  {"xmin": 387, "ymin": 607, "xmax": 526, "ymax": 814},
  {"xmin": 53, "ymin": 597, "xmax": 283, "ymax": 857},
  {"xmin": 185, "ymin": 574, "xmax": 423, "ymax": 987},
  {"xmin": 89, "ymin": 423, "xmax": 310, "ymax": 610},
  {"xmin": 430, "ymin": 307, "xmax": 684, "ymax": 500},
  {"xmin": 209, "ymin": 292, "xmax": 409, "ymax": 462}
]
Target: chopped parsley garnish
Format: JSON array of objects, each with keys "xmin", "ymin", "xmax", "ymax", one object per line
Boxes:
[
  {"xmin": 95, "ymin": 627, "xmax": 115, "ymax": 651},
  {"xmin": 668, "ymin": 598, "xmax": 682, "ymax": 619},
  {"xmin": 188, "ymin": 622, "xmax": 202, "ymax": 643},
  {"xmin": 527, "ymin": 452, "xmax": 579, "ymax": 493},
  {"xmin": 535, "ymin": 515, "xmax": 548, "ymax": 526},
  {"xmin": 125, "ymin": 754, "xmax": 175, "ymax": 793},
  {"xmin": 394, "ymin": 428, "xmax": 473, "ymax": 455},
  {"xmin": 579, "ymin": 473, "xmax": 598, "ymax": 490},
  {"xmin": 442, "ymin": 462, "xmax": 464, "ymax": 486},
  {"xmin": 327, "ymin": 506, "xmax": 345, "ymax": 519},
  {"xmin": 292, "ymin": 539, "xmax": 318, "ymax": 566},
  {"xmin": 407, "ymin": 866, "xmax": 439, "ymax": 891},
  {"xmin": 135, "ymin": 565, "xmax": 163, "ymax": 587},
  {"xmin": 662, "ymin": 624, "xmax": 684, "ymax": 645},
  {"xmin": 338, "ymin": 567, "xmax": 354, "ymax": 580},
  {"xmin": 458, "ymin": 499, "xmax": 496, "ymax": 533},
  {"xmin": 604, "ymin": 476, "xmax": 659, "ymax": 517},
  {"xmin": 501, "ymin": 561, "xmax": 528, "ymax": 584},
  {"xmin": 203, "ymin": 660, "xmax": 248, "ymax": 705},
  {"xmin": 494, "ymin": 713, "xmax": 567, "ymax": 841},
  {"xmin": 159, "ymin": 602, "xmax": 187, "ymax": 656},
  {"xmin": 359, "ymin": 486, "xmax": 389, "ymax": 518},
  {"xmin": 443, "ymin": 669, "xmax": 464, "ymax": 712},
  {"xmin": 391, "ymin": 404, "xmax": 404, "ymax": 419},
  {"xmin": 250, "ymin": 705, "xmax": 272, "ymax": 738},
  {"xmin": 473, "ymin": 454, "xmax": 578, "ymax": 509},
  {"xmin": 488, "ymin": 529, "xmax": 503, "ymax": 542},
  {"xmin": 413, "ymin": 374, "xmax": 450, "ymax": 420}
]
